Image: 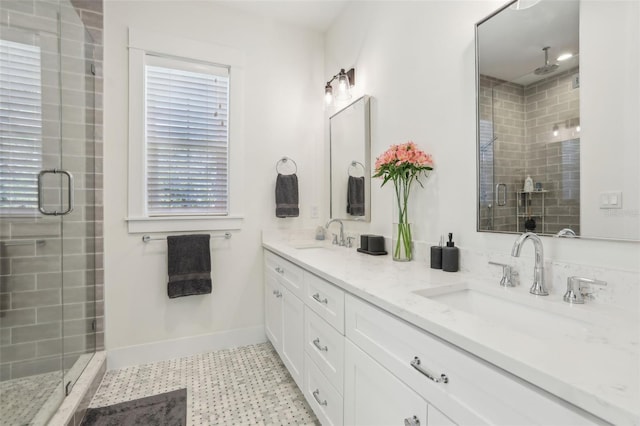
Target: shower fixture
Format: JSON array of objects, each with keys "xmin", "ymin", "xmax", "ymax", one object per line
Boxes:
[{"xmin": 534, "ymin": 47, "xmax": 559, "ymax": 75}]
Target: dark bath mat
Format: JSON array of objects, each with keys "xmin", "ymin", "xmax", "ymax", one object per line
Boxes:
[{"xmin": 80, "ymin": 388, "xmax": 187, "ymax": 426}]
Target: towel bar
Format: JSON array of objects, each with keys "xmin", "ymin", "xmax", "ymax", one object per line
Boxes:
[{"xmin": 142, "ymin": 232, "xmax": 232, "ymax": 243}]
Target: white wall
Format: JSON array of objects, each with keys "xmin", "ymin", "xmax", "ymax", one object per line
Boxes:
[
  {"xmin": 580, "ymin": 0, "xmax": 640, "ymax": 240},
  {"xmin": 104, "ymin": 1, "xmax": 324, "ymax": 364},
  {"xmin": 324, "ymin": 1, "xmax": 640, "ymax": 272}
]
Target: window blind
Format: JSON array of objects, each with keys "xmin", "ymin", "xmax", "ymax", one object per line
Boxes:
[
  {"xmin": 0, "ymin": 39, "xmax": 42, "ymax": 214},
  {"xmin": 145, "ymin": 62, "xmax": 229, "ymax": 215}
]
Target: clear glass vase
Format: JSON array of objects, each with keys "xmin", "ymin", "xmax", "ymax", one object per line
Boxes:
[{"xmin": 392, "ymin": 222, "xmax": 413, "ymax": 261}]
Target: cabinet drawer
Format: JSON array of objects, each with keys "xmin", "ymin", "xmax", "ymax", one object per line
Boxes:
[
  {"xmin": 264, "ymin": 250, "xmax": 304, "ymax": 299},
  {"xmin": 304, "ymin": 272, "xmax": 344, "ymax": 334},
  {"xmin": 345, "ymin": 294, "xmax": 600, "ymax": 426},
  {"xmin": 304, "ymin": 353, "xmax": 344, "ymax": 426},
  {"xmin": 304, "ymin": 306, "xmax": 344, "ymax": 394}
]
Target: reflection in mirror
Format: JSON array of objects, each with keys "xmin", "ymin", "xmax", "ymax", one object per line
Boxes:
[
  {"xmin": 477, "ymin": 1, "xmax": 640, "ymax": 241},
  {"xmin": 330, "ymin": 95, "xmax": 371, "ymax": 221},
  {"xmin": 477, "ymin": 0, "xmax": 581, "ymax": 236}
]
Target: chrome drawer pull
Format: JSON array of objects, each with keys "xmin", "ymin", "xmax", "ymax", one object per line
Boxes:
[
  {"xmin": 312, "ymin": 389, "xmax": 327, "ymax": 406},
  {"xmin": 275, "ymin": 266, "xmax": 284, "ymax": 274},
  {"xmin": 273, "ymin": 290, "xmax": 282, "ymax": 298},
  {"xmin": 313, "ymin": 338, "xmax": 328, "ymax": 352},
  {"xmin": 404, "ymin": 415, "xmax": 420, "ymax": 426},
  {"xmin": 312, "ymin": 293, "xmax": 328, "ymax": 304},
  {"xmin": 410, "ymin": 357, "xmax": 448, "ymax": 384}
]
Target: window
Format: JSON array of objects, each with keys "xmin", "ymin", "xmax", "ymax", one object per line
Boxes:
[
  {"xmin": 145, "ymin": 58, "xmax": 229, "ymax": 215},
  {"xmin": 127, "ymin": 29, "xmax": 244, "ymax": 233},
  {"xmin": 0, "ymin": 39, "xmax": 42, "ymax": 215}
]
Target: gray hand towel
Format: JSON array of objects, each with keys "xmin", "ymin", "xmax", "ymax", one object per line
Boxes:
[
  {"xmin": 275, "ymin": 173, "xmax": 299, "ymax": 218},
  {"xmin": 347, "ymin": 175, "xmax": 365, "ymax": 216},
  {"xmin": 167, "ymin": 234, "xmax": 212, "ymax": 298}
]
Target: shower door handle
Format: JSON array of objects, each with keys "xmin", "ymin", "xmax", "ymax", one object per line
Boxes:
[
  {"xmin": 38, "ymin": 169, "xmax": 74, "ymax": 216},
  {"xmin": 495, "ymin": 183, "xmax": 507, "ymax": 207}
]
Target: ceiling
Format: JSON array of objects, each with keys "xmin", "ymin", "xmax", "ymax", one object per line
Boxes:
[{"xmin": 222, "ymin": 0, "xmax": 348, "ymax": 32}]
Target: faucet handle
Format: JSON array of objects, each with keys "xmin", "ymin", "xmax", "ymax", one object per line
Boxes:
[
  {"xmin": 488, "ymin": 262, "xmax": 517, "ymax": 287},
  {"xmin": 346, "ymin": 236, "xmax": 355, "ymax": 248},
  {"xmin": 563, "ymin": 276, "xmax": 607, "ymax": 304}
]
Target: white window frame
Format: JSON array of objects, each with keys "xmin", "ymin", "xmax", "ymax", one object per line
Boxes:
[{"xmin": 126, "ymin": 29, "xmax": 245, "ymax": 233}]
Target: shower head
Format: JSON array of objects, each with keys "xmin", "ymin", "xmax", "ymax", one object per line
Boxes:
[{"xmin": 534, "ymin": 47, "xmax": 559, "ymax": 75}]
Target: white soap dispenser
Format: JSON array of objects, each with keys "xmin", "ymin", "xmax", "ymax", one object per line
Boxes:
[{"xmin": 524, "ymin": 175, "xmax": 534, "ymax": 193}]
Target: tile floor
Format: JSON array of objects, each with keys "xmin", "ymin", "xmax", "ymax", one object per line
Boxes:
[
  {"xmin": 0, "ymin": 371, "xmax": 62, "ymax": 426},
  {"xmin": 89, "ymin": 342, "xmax": 319, "ymax": 425}
]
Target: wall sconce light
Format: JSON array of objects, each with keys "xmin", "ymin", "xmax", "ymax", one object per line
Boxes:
[
  {"xmin": 552, "ymin": 124, "xmax": 559, "ymax": 137},
  {"xmin": 324, "ymin": 68, "xmax": 355, "ymax": 106}
]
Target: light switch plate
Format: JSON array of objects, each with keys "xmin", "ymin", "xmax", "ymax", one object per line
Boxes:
[{"xmin": 599, "ymin": 191, "xmax": 622, "ymax": 209}]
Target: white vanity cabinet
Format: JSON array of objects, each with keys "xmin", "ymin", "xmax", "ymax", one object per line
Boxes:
[
  {"xmin": 345, "ymin": 294, "xmax": 601, "ymax": 426},
  {"xmin": 263, "ymin": 249, "xmax": 604, "ymax": 426},
  {"xmin": 264, "ymin": 254, "xmax": 304, "ymax": 388},
  {"xmin": 345, "ymin": 338, "xmax": 455, "ymax": 426}
]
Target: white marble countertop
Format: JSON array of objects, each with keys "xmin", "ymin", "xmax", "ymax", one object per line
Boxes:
[{"xmin": 262, "ymin": 236, "xmax": 640, "ymax": 425}]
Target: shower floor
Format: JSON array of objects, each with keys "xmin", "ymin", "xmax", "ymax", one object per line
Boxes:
[{"xmin": 0, "ymin": 371, "xmax": 63, "ymax": 426}]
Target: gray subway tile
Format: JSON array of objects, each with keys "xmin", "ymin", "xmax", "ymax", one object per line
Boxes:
[
  {"xmin": 12, "ymin": 256, "xmax": 61, "ymax": 275},
  {"xmin": 12, "ymin": 322, "xmax": 61, "ymax": 344},
  {"xmin": 1, "ymin": 342, "xmax": 37, "ymax": 363},
  {"xmin": 11, "ymin": 289, "xmax": 61, "ymax": 309},
  {"xmin": 0, "ymin": 309, "xmax": 36, "ymax": 328}
]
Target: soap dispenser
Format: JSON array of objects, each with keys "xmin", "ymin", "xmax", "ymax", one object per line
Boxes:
[{"xmin": 442, "ymin": 233, "xmax": 459, "ymax": 272}]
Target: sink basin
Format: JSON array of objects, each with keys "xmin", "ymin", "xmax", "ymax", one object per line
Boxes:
[{"xmin": 414, "ymin": 284, "xmax": 593, "ymax": 340}]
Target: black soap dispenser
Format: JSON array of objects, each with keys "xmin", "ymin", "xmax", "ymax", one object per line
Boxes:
[{"xmin": 442, "ymin": 233, "xmax": 459, "ymax": 272}]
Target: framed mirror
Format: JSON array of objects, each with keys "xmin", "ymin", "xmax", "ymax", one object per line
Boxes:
[
  {"xmin": 476, "ymin": 0, "xmax": 639, "ymax": 241},
  {"xmin": 330, "ymin": 95, "xmax": 371, "ymax": 221}
]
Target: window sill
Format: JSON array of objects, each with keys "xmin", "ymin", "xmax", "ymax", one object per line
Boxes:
[{"xmin": 126, "ymin": 215, "xmax": 244, "ymax": 234}]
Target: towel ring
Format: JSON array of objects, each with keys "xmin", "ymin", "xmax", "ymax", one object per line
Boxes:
[
  {"xmin": 348, "ymin": 161, "xmax": 365, "ymax": 177},
  {"xmin": 276, "ymin": 156, "xmax": 298, "ymax": 175}
]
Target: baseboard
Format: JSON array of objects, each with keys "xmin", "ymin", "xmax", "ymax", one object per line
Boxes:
[{"xmin": 107, "ymin": 326, "xmax": 266, "ymax": 370}]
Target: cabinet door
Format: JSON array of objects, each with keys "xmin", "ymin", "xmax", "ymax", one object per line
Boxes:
[
  {"xmin": 281, "ymin": 285, "xmax": 304, "ymax": 388},
  {"xmin": 265, "ymin": 273, "xmax": 282, "ymax": 352},
  {"xmin": 344, "ymin": 339, "xmax": 427, "ymax": 426}
]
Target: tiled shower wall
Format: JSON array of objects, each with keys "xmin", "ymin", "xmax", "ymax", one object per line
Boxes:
[
  {"xmin": 478, "ymin": 67, "xmax": 580, "ymax": 234},
  {"xmin": 478, "ymin": 75, "xmax": 526, "ymax": 232},
  {"xmin": 524, "ymin": 67, "xmax": 580, "ymax": 234},
  {"xmin": 0, "ymin": 0, "xmax": 103, "ymax": 380}
]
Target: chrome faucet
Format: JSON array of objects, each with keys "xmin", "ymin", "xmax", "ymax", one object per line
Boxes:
[
  {"xmin": 556, "ymin": 228, "xmax": 577, "ymax": 238},
  {"xmin": 511, "ymin": 232, "xmax": 548, "ymax": 296},
  {"xmin": 325, "ymin": 219, "xmax": 345, "ymax": 246}
]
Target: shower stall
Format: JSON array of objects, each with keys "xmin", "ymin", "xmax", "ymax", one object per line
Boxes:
[{"xmin": 0, "ymin": 0, "xmax": 100, "ymax": 424}]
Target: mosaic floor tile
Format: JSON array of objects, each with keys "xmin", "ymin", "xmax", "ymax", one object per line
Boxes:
[{"xmin": 89, "ymin": 342, "xmax": 318, "ymax": 425}]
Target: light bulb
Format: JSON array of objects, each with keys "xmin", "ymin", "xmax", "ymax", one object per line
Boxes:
[
  {"xmin": 324, "ymin": 84, "xmax": 333, "ymax": 106},
  {"xmin": 335, "ymin": 70, "xmax": 352, "ymax": 101},
  {"xmin": 552, "ymin": 124, "xmax": 559, "ymax": 137},
  {"xmin": 576, "ymin": 125, "xmax": 580, "ymax": 132}
]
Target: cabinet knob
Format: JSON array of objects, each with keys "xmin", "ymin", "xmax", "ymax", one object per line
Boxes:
[{"xmin": 404, "ymin": 415, "xmax": 420, "ymax": 426}]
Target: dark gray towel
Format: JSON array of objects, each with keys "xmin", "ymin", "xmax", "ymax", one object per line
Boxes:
[
  {"xmin": 347, "ymin": 176, "xmax": 365, "ymax": 216},
  {"xmin": 167, "ymin": 235, "xmax": 211, "ymax": 298},
  {"xmin": 275, "ymin": 173, "xmax": 299, "ymax": 218}
]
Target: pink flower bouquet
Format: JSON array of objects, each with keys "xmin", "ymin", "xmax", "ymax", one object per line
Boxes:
[{"xmin": 373, "ymin": 142, "xmax": 434, "ymax": 261}]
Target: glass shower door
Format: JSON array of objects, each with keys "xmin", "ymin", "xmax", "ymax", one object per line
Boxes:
[
  {"xmin": 0, "ymin": 6, "xmax": 66, "ymax": 423},
  {"xmin": 0, "ymin": 1, "xmax": 97, "ymax": 424}
]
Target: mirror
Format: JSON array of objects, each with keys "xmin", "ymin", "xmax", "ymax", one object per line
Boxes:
[
  {"xmin": 476, "ymin": 0, "xmax": 639, "ymax": 241},
  {"xmin": 330, "ymin": 95, "xmax": 371, "ymax": 221}
]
